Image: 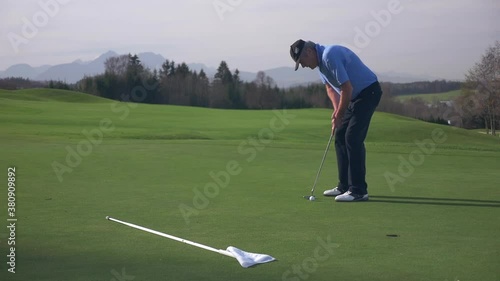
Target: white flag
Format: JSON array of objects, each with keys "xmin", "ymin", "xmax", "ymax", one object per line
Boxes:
[{"xmin": 226, "ymin": 246, "xmax": 276, "ymax": 268}]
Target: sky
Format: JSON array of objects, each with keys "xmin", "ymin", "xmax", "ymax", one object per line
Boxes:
[{"xmin": 1, "ymin": 0, "xmax": 499, "ymax": 80}]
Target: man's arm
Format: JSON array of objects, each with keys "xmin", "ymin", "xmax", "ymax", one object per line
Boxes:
[
  {"xmin": 333, "ymin": 81, "xmax": 353, "ymax": 129},
  {"xmin": 325, "ymin": 84, "xmax": 339, "ymax": 112}
]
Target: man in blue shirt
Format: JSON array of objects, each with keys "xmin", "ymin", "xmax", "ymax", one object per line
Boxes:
[{"xmin": 290, "ymin": 39, "xmax": 382, "ymax": 202}]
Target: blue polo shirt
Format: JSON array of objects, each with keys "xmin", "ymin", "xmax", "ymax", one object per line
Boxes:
[{"xmin": 316, "ymin": 44, "xmax": 377, "ymax": 99}]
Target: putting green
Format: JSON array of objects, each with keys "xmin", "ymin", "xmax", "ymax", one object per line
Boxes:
[{"xmin": 1, "ymin": 89, "xmax": 499, "ymax": 281}]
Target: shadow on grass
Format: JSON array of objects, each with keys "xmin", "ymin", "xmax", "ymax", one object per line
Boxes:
[{"xmin": 369, "ymin": 195, "xmax": 500, "ymax": 208}]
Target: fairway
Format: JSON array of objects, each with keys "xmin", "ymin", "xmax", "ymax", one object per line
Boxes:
[
  {"xmin": 395, "ymin": 90, "xmax": 462, "ymax": 102},
  {"xmin": 1, "ymin": 89, "xmax": 499, "ymax": 281}
]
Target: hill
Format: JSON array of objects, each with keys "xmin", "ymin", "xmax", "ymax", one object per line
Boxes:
[
  {"xmin": 0, "ymin": 88, "xmax": 498, "ymax": 151},
  {"xmin": 0, "ymin": 88, "xmax": 110, "ymax": 103}
]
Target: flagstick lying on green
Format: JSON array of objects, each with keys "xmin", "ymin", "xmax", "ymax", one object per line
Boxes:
[{"xmin": 105, "ymin": 216, "xmax": 276, "ymax": 268}]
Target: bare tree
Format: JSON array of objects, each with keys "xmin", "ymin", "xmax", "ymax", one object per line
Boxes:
[
  {"xmin": 464, "ymin": 41, "xmax": 500, "ymax": 135},
  {"xmin": 253, "ymin": 71, "xmax": 276, "ymax": 88},
  {"xmin": 104, "ymin": 55, "xmax": 129, "ymax": 76}
]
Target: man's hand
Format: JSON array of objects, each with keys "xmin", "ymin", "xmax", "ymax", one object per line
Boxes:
[{"xmin": 326, "ymin": 81, "xmax": 351, "ymax": 133}]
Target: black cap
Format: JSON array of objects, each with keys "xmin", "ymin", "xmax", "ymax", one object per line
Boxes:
[{"xmin": 290, "ymin": 39, "xmax": 305, "ymax": 71}]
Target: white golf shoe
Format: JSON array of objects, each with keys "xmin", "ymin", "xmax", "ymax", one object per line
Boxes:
[
  {"xmin": 335, "ymin": 191, "xmax": 369, "ymax": 202},
  {"xmin": 323, "ymin": 187, "xmax": 346, "ymax": 197}
]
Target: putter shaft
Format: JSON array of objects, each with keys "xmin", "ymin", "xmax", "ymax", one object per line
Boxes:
[{"xmin": 310, "ymin": 132, "xmax": 334, "ymax": 196}]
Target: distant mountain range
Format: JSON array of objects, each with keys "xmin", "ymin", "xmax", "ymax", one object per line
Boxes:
[{"xmin": 0, "ymin": 51, "xmax": 439, "ymax": 87}]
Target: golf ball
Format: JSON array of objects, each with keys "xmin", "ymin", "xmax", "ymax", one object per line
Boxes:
[{"xmin": 309, "ymin": 196, "xmax": 315, "ymax": 201}]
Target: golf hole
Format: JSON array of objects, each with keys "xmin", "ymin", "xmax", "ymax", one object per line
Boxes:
[{"xmin": 386, "ymin": 234, "xmax": 399, "ymax": 237}]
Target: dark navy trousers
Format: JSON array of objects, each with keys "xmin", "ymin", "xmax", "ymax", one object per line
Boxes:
[{"xmin": 335, "ymin": 82, "xmax": 382, "ymax": 195}]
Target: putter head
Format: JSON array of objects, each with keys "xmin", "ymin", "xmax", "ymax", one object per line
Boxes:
[{"xmin": 303, "ymin": 195, "xmax": 316, "ymax": 201}]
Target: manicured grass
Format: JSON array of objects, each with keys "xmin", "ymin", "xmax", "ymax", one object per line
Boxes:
[
  {"xmin": 395, "ymin": 90, "xmax": 462, "ymax": 102},
  {"xmin": 0, "ymin": 89, "xmax": 499, "ymax": 281}
]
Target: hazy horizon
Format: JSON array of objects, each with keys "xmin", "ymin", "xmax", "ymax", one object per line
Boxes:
[{"xmin": 2, "ymin": 0, "xmax": 499, "ymax": 80}]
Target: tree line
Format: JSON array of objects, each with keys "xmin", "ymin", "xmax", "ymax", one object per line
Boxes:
[
  {"xmin": 0, "ymin": 77, "xmax": 45, "ymax": 89},
  {"xmin": 376, "ymin": 41, "xmax": 500, "ymax": 134},
  {"xmin": 74, "ymin": 54, "xmax": 478, "ymax": 128},
  {"xmin": 75, "ymin": 54, "xmax": 330, "ymax": 110},
  {"xmin": 1, "ymin": 41, "xmax": 498, "ymax": 134},
  {"xmin": 74, "ymin": 54, "xmax": 467, "ymax": 111}
]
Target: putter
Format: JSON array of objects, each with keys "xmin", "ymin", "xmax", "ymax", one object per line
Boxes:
[{"xmin": 304, "ymin": 130, "xmax": 335, "ymax": 201}]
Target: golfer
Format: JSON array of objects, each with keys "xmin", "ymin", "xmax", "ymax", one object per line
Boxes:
[{"xmin": 290, "ymin": 39, "xmax": 382, "ymax": 202}]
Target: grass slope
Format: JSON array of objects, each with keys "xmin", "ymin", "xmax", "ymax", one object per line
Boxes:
[
  {"xmin": 395, "ymin": 90, "xmax": 462, "ymax": 102},
  {"xmin": 0, "ymin": 88, "xmax": 111, "ymax": 103},
  {"xmin": 1, "ymin": 89, "xmax": 499, "ymax": 281}
]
